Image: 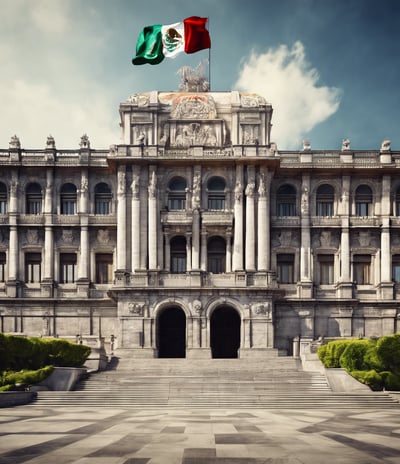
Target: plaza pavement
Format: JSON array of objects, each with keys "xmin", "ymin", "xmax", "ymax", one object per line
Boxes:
[{"xmin": 0, "ymin": 405, "xmax": 400, "ymax": 463}]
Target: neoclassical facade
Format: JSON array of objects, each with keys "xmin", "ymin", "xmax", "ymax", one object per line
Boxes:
[{"xmin": 0, "ymin": 88, "xmax": 399, "ymax": 358}]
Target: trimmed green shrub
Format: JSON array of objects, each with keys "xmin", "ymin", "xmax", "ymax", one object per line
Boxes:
[
  {"xmin": 0, "ymin": 334, "xmax": 91, "ymax": 371},
  {"xmin": 339, "ymin": 339, "xmax": 376, "ymax": 372},
  {"xmin": 317, "ymin": 339, "xmax": 353, "ymax": 368},
  {"xmin": 350, "ymin": 369, "xmax": 384, "ymax": 391},
  {"xmin": 41, "ymin": 338, "xmax": 91, "ymax": 368},
  {"xmin": 0, "ymin": 366, "xmax": 54, "ymax": 390},
  {"xmin": 376, "ymin": 334, "xmax": 400, "ymax": 372},
  {"xmin": 381, "ymin": 371, "xmax": 400, "ymax": 391}
]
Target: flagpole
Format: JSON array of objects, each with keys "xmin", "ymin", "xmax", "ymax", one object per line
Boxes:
[{"xmin": 208, "ymin": 16, "xmax": 211, "ymax": 91}]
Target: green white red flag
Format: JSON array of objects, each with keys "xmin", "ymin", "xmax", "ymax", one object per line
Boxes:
[{"xmin": 132, "ymin": 16, "xmax": 211, "ymax": 65}]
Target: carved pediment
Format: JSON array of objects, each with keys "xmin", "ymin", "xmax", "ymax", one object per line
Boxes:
[{"xmin": 170, "ymin": 94, "xmax": 216, "ymax": 120}]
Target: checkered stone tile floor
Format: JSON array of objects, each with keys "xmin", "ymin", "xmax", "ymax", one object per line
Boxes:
[{"xmin": 1, "ymin": 406, "xmax": 400, "ymax": 463}]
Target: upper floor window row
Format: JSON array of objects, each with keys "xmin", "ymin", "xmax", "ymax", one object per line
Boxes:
[
  {"xmin": 166, "ymin": 176, "xmax": 227, "ymax": 211},
  {"xmin": 23, "ymin": 182, "xmax": 113, "ymax": 215}
]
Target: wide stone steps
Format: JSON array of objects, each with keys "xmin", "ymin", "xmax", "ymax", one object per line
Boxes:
[{"xmin": 31, "ymin": 357, "xmax": 399, "ymax": 409}]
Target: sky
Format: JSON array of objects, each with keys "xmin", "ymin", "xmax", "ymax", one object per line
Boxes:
[{"xmin": 1, "ymin": 0, "xmax": 400, "ymax": 151}]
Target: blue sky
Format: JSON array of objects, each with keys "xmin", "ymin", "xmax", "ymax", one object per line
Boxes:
[{"xmin": 1, "ymin": 0, "xmax": 399, "ymax": 150}]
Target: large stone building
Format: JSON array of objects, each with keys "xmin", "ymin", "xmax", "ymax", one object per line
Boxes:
[{"xmin": 1, "ymin": 81, "xmax": 399, "ymax": 359}]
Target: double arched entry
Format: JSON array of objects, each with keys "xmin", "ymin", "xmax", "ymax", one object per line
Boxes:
[{"xmin": 156, "ymin": 305, "xmax": 241, "ymax": 358}]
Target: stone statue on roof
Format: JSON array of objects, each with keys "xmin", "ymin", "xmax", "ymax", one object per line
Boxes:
[{"xmin": 178, "ymin": 60, "xmax": 210, "ymax": 92}]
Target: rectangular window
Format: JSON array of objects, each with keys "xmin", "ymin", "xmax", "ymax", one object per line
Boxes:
[
  {"xmin": 208, "ymin": 256, "xmax": 225, "ymax": 274},
  {"xmin": 95, "ymin": 199, "xmax": 111, "ymax": 215},
  {"xmin": 392, "ymin": 255, "xmax": 400, "ymax": 282},
  {"xmin": 61, "ymin": 200, "xmax": 76, "ymax": 215},
  {"xmin": 355, "ymin": 202, "xmax": 370, "ymax": 217},
  {"xmin": 208, "ymin": 196, "xmax": 225, "ymax": 210},
  {"xmin": 318, "ymin": 254, "xmax": 334, "ymax": 284},
  {"xmin": 25, "ymin": 253, "xmax": 41, "ymax": 283},
  {"xmin": 277, "ymin": 253, "xmax": 295, "ymax": 283},
  {"xmin": 60, "ymin": 253, "xmax": 77, "ymax": 283},
  {"xmin": 0, "ymin": 252, "xmax": 5, "ymax": 282},
  {"xmin": 171, "ymin": 255, "xmax": 186, "ymax": 273},
  {"xmin": 317, "ymin": 202, "xmax": 333, "ymax": 217},
  {"xmin": 168, "ymin": 197, "xmax": 186, "ymax": 210},
  {"xmin": 353, "ymin": 254, "xmax": 371, "ymax": 284},
  {"xmin": 95, "ymin": 253, "xmax": 113, "ymax": 284},
  {"xmin": 0, "ymin": 200, "xmax": 7, "ymax": 215},
  {"xmin": 277, "ymin": 202, "xmax": 296, "ymax": 216},
  {"xmin": 27, "ymin": 198, "xmax": 42, "ymax": 215}
]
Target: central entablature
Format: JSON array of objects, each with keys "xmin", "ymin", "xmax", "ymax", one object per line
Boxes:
[{"xmin": 119, "ymin": 90, "xmax": 273, "ymax": 155}]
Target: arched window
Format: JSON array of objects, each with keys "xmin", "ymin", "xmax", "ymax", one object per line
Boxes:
[
  {"xmin": 170, "ymin": 236, "xmax": 186, "ymax": 273},
  {"xmin": 395, "ymin": 186, "xmax": 400, "ymax": 216},
  {"xmin": 168, "ymin": 177, "xmax": 187, "ymax": 210},
  {"xmin": 26, "ymin": 183, "xmax": 42, "ymax": 214},
  {"xmin": 355, "ymin": 185, "xmax": 373, "ymax": 216},
  {"xmin": 60, "ymin": 183, "xmax": 77, "ymax": 215},
  {"xmin": 316, "ymin": 184, "xmax": 334, "ymax": 216},
  {"xmin": 277, "ymin": 184, "xmax": 296, "ymax": 216},
  {"xmin": 207, "ymin": 236, "xmax": 226, "ymax": 273},
  {"xmin": 207, "ymin": 177, "xmax": 225, "ymax": 210},
  {"xmin": 0, "ymin": 183, "xmax": 7, "ymax": 214},
  {"xmin": 95, "ymin": 182, "xmax": 112, "ymax": 214}
]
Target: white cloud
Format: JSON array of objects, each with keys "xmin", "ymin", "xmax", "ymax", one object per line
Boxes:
[
  {"xmin": 234, "ymin": 41, "xmax": 341, "ymax": 149},
  {"xmin": 0, "ymin": 0, "xmax": 119, "ymax": 149},
  {"xmin": 0, "ymin": 79, "xmax": 119, "ymax": 149}
]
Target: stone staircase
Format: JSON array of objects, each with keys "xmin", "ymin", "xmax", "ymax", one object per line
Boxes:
[{"xmin": 32, "ymin": 354, "xmax": 399, "ymax": 409}]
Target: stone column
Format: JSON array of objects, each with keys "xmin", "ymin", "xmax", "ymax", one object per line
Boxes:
[
  {"xmin": 79, "ymin": 169, "xmax": 89, "ymax": 214},
  {"xmin": 8, "ymin": 173, "xmax": 19, "ymax": 290},
  {"xmin": 191, "ymin": 167, "xmax": 201, "ymax": 270},
  {"xmin": 148, "ymin": 166, "xmax": 158, "ymax": 270},
  {"xmin": 192, "ymin": 209, "xmax": 200, "ymax": 270},
  {"xmin": 245, "ymin": 166, "xmax": 256, "ymax": 271},
  {"xmin": 186, "ymin": 233, "xmax": 192, "ymax": 272},
  {"xmin": 131, "ymin": 167, "xmax": 141, "ymax": 271},
  {"xmin": 300, "ymin": 174, "xmax": 311, "ymax": 281},
  {"xmin": 8, "ymin": 226, "xmax": 18, "ymax": 281},
  {"xmin": 226, "ymin": 230, "xmax": 232, "ymax": 273},
  {"xmin": 43, "ymin": 169, "xmax": 54, "ymax": 281},
  {"xmin": 232, "ymin": 165, "xmax": 244, "ymax": 271},
  {"xmin": 43, "ymin": 226, "xmax": 54, "ymax": 280},
  {"xmin": 381, "ymin": 175, "xmax": 392, "ymax": 282},
  {"xmin": 79, "ymin": 224, "xmax": 89, "ymax": 280},
  {"xmin": 164, "ymin": 231, "xmax": 170, "ymax": 272},
  {"xmin": 200, "ymin": 231, "xmax": 207, "ymax": 271},
  {"xmin": 117, "ymin": 165, "xmax": 127, "ymax": 270},
  {"xmin": 257, "ymin": 168, "xmax": 268, "ymax": 271},
  {"xmin": 340, "ymin": 177, "xmax": 350, "ymax": 281}
]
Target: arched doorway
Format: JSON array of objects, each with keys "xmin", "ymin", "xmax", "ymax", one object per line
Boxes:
[
  {"xmin": 210, "ymin": 306, "xmax": 241, "ymax": 358},
  {"xmin": 158, "ymin": 307, "xmax": 186, "ymax": 358}
]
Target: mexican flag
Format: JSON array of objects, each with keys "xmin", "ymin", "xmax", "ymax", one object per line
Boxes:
[{"xmin": 132, "ymin": 16, "xmax": 211, "ymax": 65}]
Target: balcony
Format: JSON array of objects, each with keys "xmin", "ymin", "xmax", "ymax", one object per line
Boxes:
[
  {"xmin": 161, "ymin": 210, "xmax": 193, "ymax": 225},
  {"xmin": 349, "ymin": 217, "xmax": 381, "ymax": 227},
  {"xmin": 202, "ymin": 211, "xmax": 233, "ymax": 226},
  {"xmin": 271, "ymin": 216, "xmax": 300, "ymax": 227},
  {"xmin": 19, "ymin": 214, "xmax": 45, "ymax": 225},
  {"xmin": 122, "ymin": 271, "xmax": 276, "ymax": 289},
  {"xmin": 311, "ymin": 216, "xmax": 341, "ymax": 227}
]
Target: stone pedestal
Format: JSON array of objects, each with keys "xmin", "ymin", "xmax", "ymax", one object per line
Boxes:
[
  {"xmin": 335, "ymin": 282, "xmax": 354, "ymax": 299},
  {"xmin": 76, "ymin": 278, "xmax": 90, "ymax": 297},
  {"xmin": 6, "ymin": 280, "xmax": 19, "ymax": 298},
  {"xmin": 41, "ymin": 279, "xmax": 54, "ymax": 298},
  {"xmin": 297, "ymin": 280, "xmax": 313, "ymax": 298},
  {"xmin": 379, "ymin": 282, "xmax": 394, "ymax": 300}
]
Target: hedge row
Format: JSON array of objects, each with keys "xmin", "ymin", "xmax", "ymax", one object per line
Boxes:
[
  {"xmin": 0, "ymin": 334, "xmax": 91, "ymax": 372},
  {"xmin": 318, "ymin": 335, "xmax": 400, "ymax": 391},
  {"xmin": 0, "ymin": 366, "xmax": 54, "ymax": 391}
]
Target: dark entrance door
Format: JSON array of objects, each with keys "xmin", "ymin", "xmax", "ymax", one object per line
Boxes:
[
  {"xmin": 210, "ymin": 306, "xmax": 241, "ymax": 358},
  {"xmin": 158, "ymin": 307, "xmax": 186, "ymax": 358}
]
